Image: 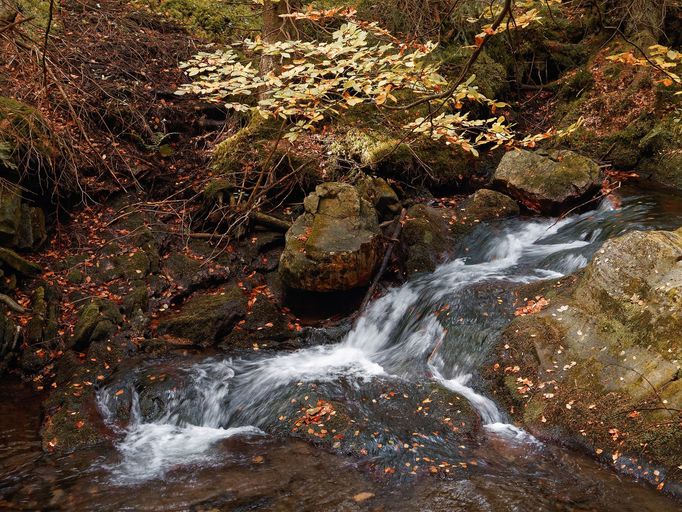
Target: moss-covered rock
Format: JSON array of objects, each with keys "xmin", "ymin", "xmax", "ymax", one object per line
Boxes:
[
  {"xmin": 156, "ymin": 284, "xmax": 247, "ymax": 345},
  {"xmin": 69, "ymin": 299, "xmax": 122, "ymax": 350},
  {"xmin": 329, "ymin": 126, "xmax": 482, "ymax": 193},
  {"xmin": 0, "ymin": 310, "xmax": 19, "ymax": 374},
  {"xmin": 15, "ymin": 204, "xmax": 47, "ymax": 250},
  {"xmin": 0, "ymin": 184, "xmax": 21, "ymax": 240},
  {"xmin": 399, "ymin": 190, "xmax": 518, "ymax": 276},
  {"xmin": 20, "ymin": 285, "xmax": 60, "ymax": 373},
  {"xmin": 638, "ymin": 116, "xmax": 682, "ymax": 190},
  {"xmin": 213, "ymin": 116, "xmax": 323, "ymax": 196},
  {"xmin": 399, "ymin": 204, "xmax": 454, "ymax": 276},
  {"xmin": 279, "ymin": 182, "xmax": 382, "ymax": 292},
  {"xmin": 492, "ymin": 149, "xmax": 601, "ymax": 213},
  {"xmin": 488, "ymin": 227, "xmax": 682, "ymax": 488},
  {"xmin": 461, "ymin": 189, "xmax": 519, "ymax": 220}
]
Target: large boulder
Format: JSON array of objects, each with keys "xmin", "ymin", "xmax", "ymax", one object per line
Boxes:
[
  {"xmin": 279, "ymin": 182, "xmax": 382, "ymax": 292},
  {"xmin": 492, "ymin": 149, "xmax": 601, "ymax": 213},
  {"xmin": 489, "ymin": 228, "xmax": 682, "ymax": 490}
]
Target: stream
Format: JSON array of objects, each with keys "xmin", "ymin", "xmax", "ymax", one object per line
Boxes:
[{"xmin": 2, "ymin": 189, "xmax": 682, "ymax": 511}]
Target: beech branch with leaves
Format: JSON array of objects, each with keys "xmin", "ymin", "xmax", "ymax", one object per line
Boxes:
[{"xmin": 176, "ymin": 4, "xmax": 581, "ymax": 154}]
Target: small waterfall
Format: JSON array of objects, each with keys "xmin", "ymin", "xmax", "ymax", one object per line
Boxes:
[{"xmin": 98, "ymin": 195, "xmax": 670, "ymax": 481}]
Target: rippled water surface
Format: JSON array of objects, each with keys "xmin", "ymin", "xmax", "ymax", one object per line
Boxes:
[{"xmin": 2, "ymin": 189, "xmax": 682, "ymax": 511}]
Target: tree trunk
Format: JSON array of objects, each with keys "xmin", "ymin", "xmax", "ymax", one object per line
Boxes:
[{"xmin": 260, "ymin": 0, "xmax": 290, "ymax": 77}]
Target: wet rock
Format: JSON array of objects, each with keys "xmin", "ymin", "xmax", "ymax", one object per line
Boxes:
[
  {"xmin": 639, "ymin": 117, "xmax": 682, "ymax": 190},
  {"xmin": 156, "ymin": 285, "xmax": 247, "ymax": 346},
  {"xmin": 0, "ymin": 310, "xmax": 19, "ymax": 374},
  {"xmin": 399, "ymin": 204, "xmax": 454, "ymax": 275},
  {"xmin": 219, "ymin": 295, "xmax": 294, "ymax": 351},
  {"xmin": 279, "ymin": 182, "xmax": 382, "ymax": 292},
  {"xmin": 121, "ymin": 279, "xmax": 149, "ymax": 316},
  {"xmin": 399, "ymin": 192, "xmax": 519, "ymax": 277},
  {"xmin": 489, "ymin": 227, "xmax": 682, "ymax": 483},
  {"xmin": 461, "ymin": 189, "xmax": 519, "ymax": 220},
  {"xmin": 94, "ymin": 244, "xmax": 152, "ymax": 282},
  {"xmin": 20, "ymin": 285, "xmax": 60, "ymax": 373},
  {"xmin": 0, "ymin": 247, "xmax": 41, "ymax": 276},
  {"xmin": 492, "ymin": 149, "xmax": 601, "ymax": 213},
  {"xmin": 356, "ymin": 175, "xmax": 401, "ymax": 220},
  {"xmin": 274, "ymin": 380, "xmax": 481, "ymax": 471}
]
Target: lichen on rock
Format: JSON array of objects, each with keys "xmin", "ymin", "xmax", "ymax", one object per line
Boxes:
[{"xmin": 492, "ymin": 149, "xmax": 601, "ymax": 213}]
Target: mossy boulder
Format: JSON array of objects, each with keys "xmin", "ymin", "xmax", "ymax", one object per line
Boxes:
[
  {"xmin": 492, "ymin": 149, "xmax": 601, "ymax": 213},
  {"xmin": 69, "ymin": 299, "xmax": 123, "ymax": 350},
  {"xmin": 213, "ymin": 116, "xmax": 322, "ymax": 195},
  {"xmin": 329, "ymin": 127, "xmax": 482, "ymax": 192},
  {"xmin": 15, "ymin": 204, "xmax": 47, "ymax": 250},
  {"xmin": 0, "ymin": 96, "xmax": 55, "ymax": 181},
  {"xmin": 93, "ymin": 244, "xmax": 153, "ymax": 283},
  {"xmin": 488, "ymin": 228, "xmax": 682, "ymax": 488},
  {"xmin": 156, "ymin": 285, "xmax": 247, "ymax": 345},
  {"xmin": 20, "ymin": 285, "xmax": 60, "ymax": 372},
  {"xmin": 399, "ymin": 204, "xmax": 455, "ymax": 276},
  {"xmin": 461, "ymin": 189, "xmax": 519, "ymax": 220},
  {"xmin": 638, "ymin": 116, "xmax": 682, "ymax": 190},
  {"xmin": 0, "ymin": 311, "xmax": 19, "ymax": 374},
  {"xmin": 0, "ymin": 184, "xmax": 47, "ymax": 250},
  {"xmin": 279, "ymin": 182, "xmax": 382, "ymax": 292}
]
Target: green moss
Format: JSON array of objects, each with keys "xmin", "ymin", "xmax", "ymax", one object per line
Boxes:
[
  {"xmin": 638, "ymin": 116, "xmax": 682, "ymax": 189},
  {"xmin": 132, "ymin": 0, "xmax": 258, "ymax": 40},
  {"xmin": 438, "ymin": 47, "xmax": 508, "ymax": 99}
]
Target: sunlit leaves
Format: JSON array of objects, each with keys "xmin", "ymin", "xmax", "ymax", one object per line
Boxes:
[
  {"xmin": 177, "ymin": 19, "xmax": 444, "ymax": 136},
  {"xmin": 607, "ymin": 44, "xmax": 682, "ymax": 92},
  {"xmin": 176, "ymin": 6, "xmax": 570, "ymax": 156}
]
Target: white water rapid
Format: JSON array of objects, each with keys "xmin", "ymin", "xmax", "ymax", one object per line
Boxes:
[{"xmin": 98, "ymin": 199, "xmax": 649, "ymax": 481}]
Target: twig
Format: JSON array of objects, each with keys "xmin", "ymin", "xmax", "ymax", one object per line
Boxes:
[{"xmin": 42, "ymin": 0, "xmax": 55, "ymax": 85}]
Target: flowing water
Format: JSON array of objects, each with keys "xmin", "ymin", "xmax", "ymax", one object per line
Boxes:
[{"xmin": 2, "ymin": 189, "xmax": 682, "ymax": 511}]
